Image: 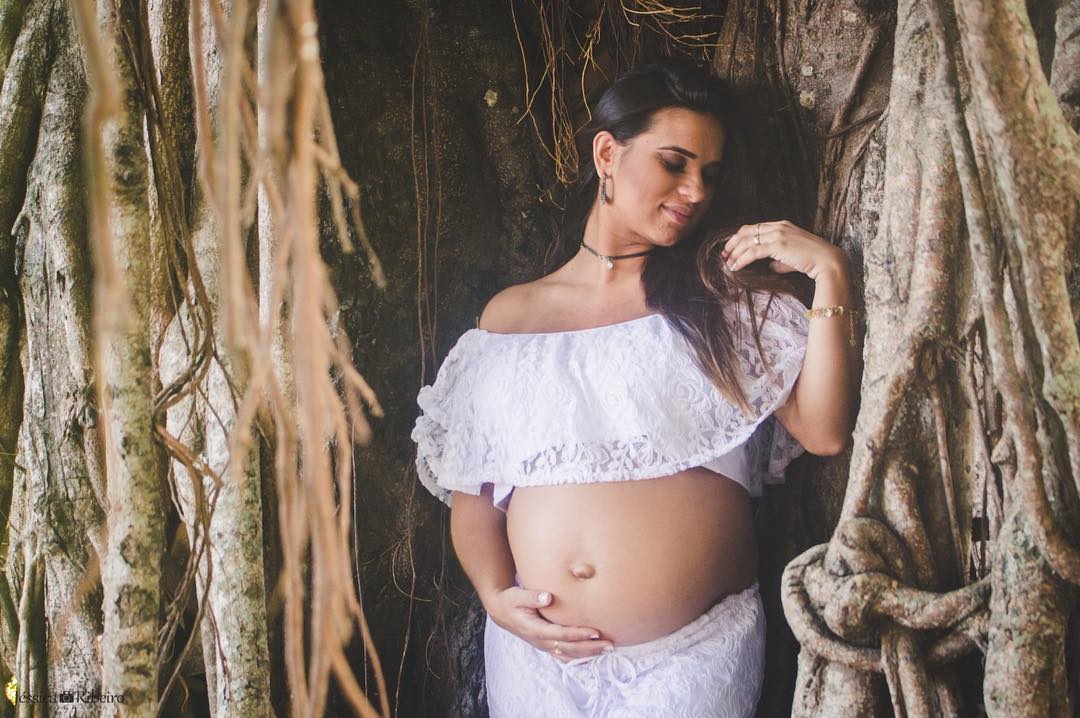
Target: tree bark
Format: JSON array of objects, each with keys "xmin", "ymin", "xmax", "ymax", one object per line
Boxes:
[
  {"xmin": 783, "ymin": 0, "xmax": 1080, "ymax": 714},
  {"xmin": 5, "ymin": 0, "xmax": 106, "ymax": 709},
  {"xmin": 74, "ymin": 0, "xmax": 164, "ymax": 711},
  {"xmin": 949, "ymin": 0, "xmax": 1080, "ymax": 712}
]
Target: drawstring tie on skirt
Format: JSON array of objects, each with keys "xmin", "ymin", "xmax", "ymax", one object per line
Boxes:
[{"xmin": 558, "ymin": 649, "xmax": 639, "ymax": 717}]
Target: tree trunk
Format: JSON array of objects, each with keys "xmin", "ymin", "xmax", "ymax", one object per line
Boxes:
[
  {"xmin": 5, "ymin": 0, "xmax": 106, "ymax": 710},
  {"xmin": 74, "ymin": 0, "xmax": 164, "ymax": 710},
  {"xmin": 781, "ymin": 0, "xmax": 1080, "ymax": 714}
]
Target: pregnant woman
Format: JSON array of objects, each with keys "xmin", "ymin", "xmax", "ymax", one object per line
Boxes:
[{"xmin": 411, "ymin": 59, "xmax": 858, "ymax": 717}]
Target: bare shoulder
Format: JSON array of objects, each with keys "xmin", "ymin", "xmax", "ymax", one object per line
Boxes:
[{"xmin": 477, "ymin": 281, "xmax": 544, "ymax": 332}]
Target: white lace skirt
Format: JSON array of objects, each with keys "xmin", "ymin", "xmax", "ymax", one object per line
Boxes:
[{"xmin": 484, "ymin": 582, "xmax": 765, "ymax": 718}]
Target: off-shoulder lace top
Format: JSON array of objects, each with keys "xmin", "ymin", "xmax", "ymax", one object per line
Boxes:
[{"xmin": 411, "ymin": 290, "xmax": 809, "ymax": 512}]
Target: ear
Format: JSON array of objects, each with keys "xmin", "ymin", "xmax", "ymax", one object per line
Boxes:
[{"xmin": 592, "ymin": 130, "xmax": 618, "ymax": 177}]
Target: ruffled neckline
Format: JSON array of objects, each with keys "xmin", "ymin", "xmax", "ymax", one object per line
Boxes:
[{"xmin": 412, "ymin": 292, "xmax": 810, "ymax": 509}]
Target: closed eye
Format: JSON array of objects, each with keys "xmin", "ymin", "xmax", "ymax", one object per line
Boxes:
[
  {"xmin": 662, "ymin": 156, "xmax": 721, "ymax": 185},
  {"xmin": 661, "ymin": 157, "xmax": 685, "ymax": 173}
]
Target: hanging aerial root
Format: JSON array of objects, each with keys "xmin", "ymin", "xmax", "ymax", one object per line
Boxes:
[
  {"xmin": 214, "ymin": 1, "xmax": 391, "ymax": 714},
  {"xmin": 925, "ymin": 0, "xmax": 1080, "ymax": 586},
  {"xmin": 509, "ymin": 0, "xmax": 725, "ymax": 189}
]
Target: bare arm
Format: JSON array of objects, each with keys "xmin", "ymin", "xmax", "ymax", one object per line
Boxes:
[
  {"xmin": 450, "ymin": 483, "xmax": 518, "ymax": 610},
  {"xmin": 773, "ymin": 253, "xmax": 861, "ymax": 455},
  {"xmin": 721, "ymin": 221, "xmax": 861, "ymax": 456}
]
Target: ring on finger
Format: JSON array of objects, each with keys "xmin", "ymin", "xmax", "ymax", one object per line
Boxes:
[
  {"xmin": 754, "ymin": 224, "xmax": 761, "ymax": 245},
  {"xmin": 553, "ymin": 640, "xmax": 563, "ymax": 656}
]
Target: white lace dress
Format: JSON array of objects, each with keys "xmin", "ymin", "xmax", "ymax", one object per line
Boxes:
[{"xmin": 410, "ymin": 290, "xmax": 810, "ymax": 717}]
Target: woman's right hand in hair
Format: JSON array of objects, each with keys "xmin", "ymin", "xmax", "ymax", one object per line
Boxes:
[{"xmin": 483, "ymin": 586, "xmax": 614, "ymax": 663}]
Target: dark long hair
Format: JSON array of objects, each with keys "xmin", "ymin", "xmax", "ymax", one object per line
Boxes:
[{"xmin": 561, "ymin": 58, "xmax": 804, "ymax": 415}]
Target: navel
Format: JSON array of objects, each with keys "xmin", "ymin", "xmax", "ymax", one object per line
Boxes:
[{"xmin": 569, "ymin": 562, "xmax": 596, "ymax": 579}]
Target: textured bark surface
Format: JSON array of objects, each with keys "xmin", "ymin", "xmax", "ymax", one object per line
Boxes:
[
  {"xmin": 82, "ymin": 0, "xmax": 164, "ymax": 710},
  {"xmin": 5, "ymin": 0, "xmax": 105, "ymax": 709},
  {"xmin": 984, "ymin": 510, "xmax": 1074, "ymax": 717},
  {"xmin": 781, "ymin": 0, "xmax": 1080, "ymax": 714},
  {"xmin": 953, "ymin": 0, "xmax": 1080, "ymax": 713}
]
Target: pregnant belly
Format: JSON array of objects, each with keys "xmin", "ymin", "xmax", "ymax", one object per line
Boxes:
[{"xmin": 505, "ymin": 468, "xmax": 758, "ymax": 646}]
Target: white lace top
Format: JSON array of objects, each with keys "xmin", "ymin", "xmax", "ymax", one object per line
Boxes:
[{"xmin": 411, "ymin": 290, "xmax": 810, "ymax": 512}]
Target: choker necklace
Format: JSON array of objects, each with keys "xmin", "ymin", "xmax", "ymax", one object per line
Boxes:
[{"xmin": 580, "ymin": 240, "xmax": 655, "ymax": 270}]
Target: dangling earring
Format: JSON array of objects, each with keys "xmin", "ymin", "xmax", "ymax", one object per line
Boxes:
[{"xmin": 599, "ymin": 174, "xmax": 609, "ymax": 204}]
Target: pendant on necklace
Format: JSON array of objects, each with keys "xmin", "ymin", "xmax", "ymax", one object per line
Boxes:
[{"xmin": 604, "ymin": 257, "xmax": 614, "ymax": 270}]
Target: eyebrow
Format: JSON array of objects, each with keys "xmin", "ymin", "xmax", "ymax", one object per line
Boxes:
[{"xmin": 658, "ymin": 145, "xmax": 723, "ymax": 166}]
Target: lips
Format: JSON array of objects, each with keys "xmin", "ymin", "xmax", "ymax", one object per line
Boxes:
[{"xmin": 664, "ymin": 205, "xmax": 694, "ymax": 225}]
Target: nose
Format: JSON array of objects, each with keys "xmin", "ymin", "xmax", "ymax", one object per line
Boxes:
[{"xmin": 679, "ymin": 172, "xmax": 707, "ymax": 204}]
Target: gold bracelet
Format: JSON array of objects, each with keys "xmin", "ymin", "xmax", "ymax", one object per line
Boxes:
[{"xmin": 804, "ymin": 305, "xmax": 860, "ymax": 347}]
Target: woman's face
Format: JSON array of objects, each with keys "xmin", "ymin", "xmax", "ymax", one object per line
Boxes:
[{"xmin": 601, "ymin": 106, "xmax": 726, "ymax": 246}]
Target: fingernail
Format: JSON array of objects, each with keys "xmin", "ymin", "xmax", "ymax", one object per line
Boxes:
[
  {"xmin": 603, "ymin": 646, "xmax": 614, "ymax": 654},
  {"xmin": 590, "ymin": 633, "xmax": 600, "ymax": 639},
  {"xmin": 538, "ymin": 592, "xmax": 550, "ymax": 604}
]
